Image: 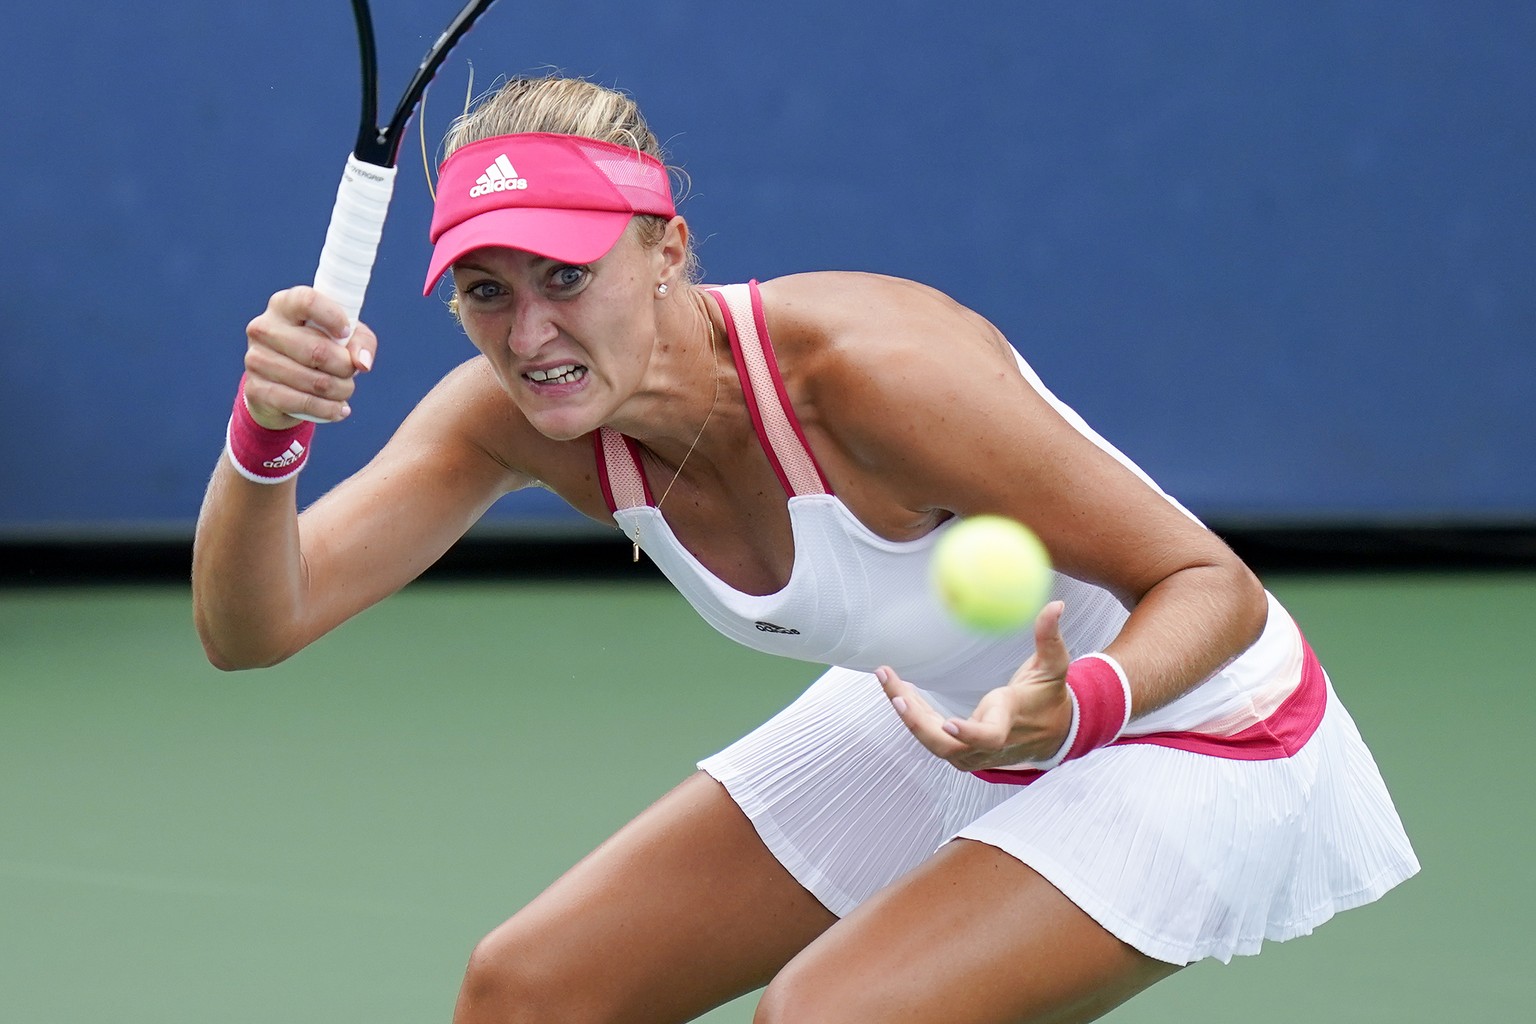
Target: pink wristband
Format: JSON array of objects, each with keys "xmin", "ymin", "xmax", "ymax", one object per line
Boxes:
[
  {"xmin": 1060, "ymin": 653, "xmax": 1133, "ymax": 763},
  {"xmin": 225, "ymin": 376, "xmax": 315, "ymax": 484}
]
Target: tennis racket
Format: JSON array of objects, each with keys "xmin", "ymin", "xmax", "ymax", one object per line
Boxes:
[{"xmin": 310, "ymin": 0, "xmax": 499, "ymax": 332}]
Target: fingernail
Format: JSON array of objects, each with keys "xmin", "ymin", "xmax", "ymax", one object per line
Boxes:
[
  {"xmin": 891, "ymin": 697, "xmax": 908, "ymax": 714},
  {"xmin": 942, "ymin": 721, "xmax": 960, "ymax": 736},
  {"xmin": 338, "ymin": 322, "xmax": 354, "ymax": 341},
  {"xmin": 337, "ymin": 403, "xmax": 352, "ymax": 420},
  {"xmin": 357, "ymin": 349, "xmax": 373, "ymax": 371}
]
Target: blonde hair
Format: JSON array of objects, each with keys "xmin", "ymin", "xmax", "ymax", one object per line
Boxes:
[
  {"xmin": 444, "ymin": 76, "xmax": 664, "ymax": 161},
  {"xmin": 443, "ymin": 76, "xmax": 697, "ymax": 280}
]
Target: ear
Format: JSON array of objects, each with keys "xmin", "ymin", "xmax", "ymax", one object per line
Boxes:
[{"xmin": 656, "ymin": 215, "xmax": 690, "ymax": 288}]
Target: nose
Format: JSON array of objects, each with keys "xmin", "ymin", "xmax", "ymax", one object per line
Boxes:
[{"xmin": 506, "ymin": 296, "xmax": 558, "ymax": 358}]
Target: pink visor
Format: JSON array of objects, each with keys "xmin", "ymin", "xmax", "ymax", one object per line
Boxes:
[{"xmin": 423, "ymin": 132, "xmax": 676, "ymax": 294}]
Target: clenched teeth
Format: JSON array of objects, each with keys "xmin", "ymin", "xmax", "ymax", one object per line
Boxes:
[{"xmin": 526, "ymin": 364, "xmax": 586, "ymax": 385}]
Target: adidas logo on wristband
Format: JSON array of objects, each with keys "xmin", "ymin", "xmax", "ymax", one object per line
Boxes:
[{"xmin": 263, "ymin": 441, "xmax": 307, "ymax": 470}]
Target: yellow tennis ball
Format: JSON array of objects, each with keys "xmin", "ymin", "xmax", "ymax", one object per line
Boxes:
[{"xmin": 931, "ymin": 515, "xmax": 1053, "ymax": 633}]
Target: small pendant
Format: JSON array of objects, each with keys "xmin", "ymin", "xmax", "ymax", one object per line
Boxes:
[{"xmin": 632, "ymin": 540, "xmax": 641, "ymax": 563}]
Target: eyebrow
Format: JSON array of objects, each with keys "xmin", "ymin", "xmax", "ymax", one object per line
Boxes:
[{"xmin": 453, "ymin": 253, "xmax": 565, "ymax": 276}]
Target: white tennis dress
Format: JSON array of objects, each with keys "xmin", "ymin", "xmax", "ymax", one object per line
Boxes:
[{"xmin": 595, "ymin": 281, "xmax": 1418, "ymax": 965}]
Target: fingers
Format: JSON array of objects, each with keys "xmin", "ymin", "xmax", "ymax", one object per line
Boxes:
[
  {"xmin": 878, "ymin": 668, "xmax": 1025, "ymax": 769},
  {"xmin": 271, "ymin": 285, "xmax": 351, "ymax": 342},
  {"xmin": 1031, "ymin": 600, "xmax": 1070, "ymax": 675},
  {"xmin": 349, "ymin": 321, "xmax": 378, "ymax": 375},
  {"xmin": 875, "ymin": 666, "xmax": 969, "ymax": 759},
  {"xmin": 878, "ymin": 600, "xmax": 1077, "ymax": 771},
  {"xmin": 244, "ymin": 287, "xmax": 375, "ymax": 425},
  {"xmin": 241, "ymin": 348, "xmax": 354, "ymax": 426}
]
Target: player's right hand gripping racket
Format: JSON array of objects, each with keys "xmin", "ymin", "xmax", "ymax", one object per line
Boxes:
[{"xmin": 302, "ymin": 0, "xmax": 498, "ymax": 418}]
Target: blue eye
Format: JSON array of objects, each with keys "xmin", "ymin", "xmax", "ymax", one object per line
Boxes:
[
  {"xmin": 551, "ymin": 265, "xmax": 588, "ymax": 290},
  {"xmin": 463, "ymin": 280, "xmax": 504, "ymax": 302}
]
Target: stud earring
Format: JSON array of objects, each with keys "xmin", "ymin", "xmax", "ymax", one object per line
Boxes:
[{"xmin": 656, "ymin": 283, "xmax": 669, "ymax": 296}]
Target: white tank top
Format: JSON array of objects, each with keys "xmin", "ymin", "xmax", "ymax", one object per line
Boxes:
[{"xmin": 595, "ymin": 282, "xmax": 1325, "ymax": 757}]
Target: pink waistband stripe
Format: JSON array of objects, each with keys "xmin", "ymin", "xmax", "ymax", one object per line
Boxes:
[{"xmin": 972, "ymin": 635, "xmax": 1329, "ymax": 785}]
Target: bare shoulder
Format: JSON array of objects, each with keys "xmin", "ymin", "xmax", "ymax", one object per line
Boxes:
[
  {"xmin": 755, "ymin": 271, "xmax": 1037, "ymax": 454},
  {"xmin": 758, "ymin": 272, "xmax": 1022, "ymax": 392},
  {"xmin": 758, "ymin": 272, "xmax": 1002, "ymax": 349}
]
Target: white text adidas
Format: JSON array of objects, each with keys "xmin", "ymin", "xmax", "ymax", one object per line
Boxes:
[
  {"xmin": 471, "ymin": 154, "xmax": 528, "ymax": 197},
  {"xmin": 262, "ymin": 441, "xmax": 306, "ymax": 470}
]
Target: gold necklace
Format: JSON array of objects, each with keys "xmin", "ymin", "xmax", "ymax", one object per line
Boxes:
[{"xmin": 634, "ymin": 304, "xmax": 723, "ymax": 562}]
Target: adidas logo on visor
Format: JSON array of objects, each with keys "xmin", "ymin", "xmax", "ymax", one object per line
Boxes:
[{"xmin": 470, "ymin": 154, "xmax": 528, "ymax": 197}]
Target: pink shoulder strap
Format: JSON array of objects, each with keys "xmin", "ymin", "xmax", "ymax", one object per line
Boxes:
[
  {"xmin": 593, "ymin": 428, "xmax": 651, "ymax": 513},
  {"xmin": 709, "ymin": 281, "xmax": 831, "ymax": 500},
  {"xmin": 595, "ymin": 281, "xmax": 831, "ymax": 513}
]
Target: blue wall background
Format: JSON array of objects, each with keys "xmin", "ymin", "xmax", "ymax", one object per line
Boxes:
[{"xmin": 1, "ymin": 1, "xmax": 1530, "ymax": 538}]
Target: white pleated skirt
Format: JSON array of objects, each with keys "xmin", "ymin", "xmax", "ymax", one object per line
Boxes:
[{"xmin": 699, "ymin": 665, "xmax": 1419, "ymax": 965}]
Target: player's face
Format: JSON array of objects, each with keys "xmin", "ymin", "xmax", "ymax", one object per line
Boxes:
[{"xmin": 451, "ymin": 227, "xmax": 659, "ymax": 440}]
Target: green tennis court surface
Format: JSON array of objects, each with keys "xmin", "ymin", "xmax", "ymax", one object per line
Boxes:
[{"xmin": 3, "ymin": 574, "xmax": 1531, "ymax": 1021}]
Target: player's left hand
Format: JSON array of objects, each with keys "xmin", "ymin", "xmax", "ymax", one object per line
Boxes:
[{"xmin": 877, "ymin": 600, "xmax": 1074, "ymax": 771}]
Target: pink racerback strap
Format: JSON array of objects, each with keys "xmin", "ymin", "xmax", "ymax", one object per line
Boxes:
[{"xmin": 595, "ymin": 281, "xmax": 831, "ymax": 513}]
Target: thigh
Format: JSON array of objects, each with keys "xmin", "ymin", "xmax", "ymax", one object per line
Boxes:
[
  {"xmin": 755, "ymin": 839, "xmax": 1182, "ymax": 1024},
  {"xmin": 454, "ymin": 771, "xmax": 836, "ymax": 1024}
]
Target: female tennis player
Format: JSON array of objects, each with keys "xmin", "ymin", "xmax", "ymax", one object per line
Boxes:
[{"xmin": 193, "ymin": 76, "xmax": 1418, "ymax": 1024}]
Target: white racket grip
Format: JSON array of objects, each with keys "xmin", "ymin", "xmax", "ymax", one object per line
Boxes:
[
  {"xmin": 289, "ymin": 156, "xmax": 397, "ymax": 423},
  {"xmin": 313, "ymin": 154, "xmax": 398, "ymax": 326}
]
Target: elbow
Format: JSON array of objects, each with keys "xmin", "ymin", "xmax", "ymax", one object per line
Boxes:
[
  {"xmin": 199, "ymin": 635, "xmax": 291, "ymax": 673},
  {"xmin": 194, "ymin": 610, "xmax": 297, "ymax": 672},
  {"xmin": 201, "ymin": 642, "xmax": 270, "ymax": 673},
  {"xmin": 1239, "ymin": 555, "xmax": 1268, "ymax": 605},
  {"xmin": 1223, "ymin": 554, "xmax": 1270, "ymax": 645},
  {"xmin": 205, "ymin": 652, "xmax": 246, "ymax": 673},
  {"xmin": 199, "ymin": 631, "xmax": 238, "ymax": 671}
]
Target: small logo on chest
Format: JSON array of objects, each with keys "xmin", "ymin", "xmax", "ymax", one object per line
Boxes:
[{"xmin": 754, "ymin": 620, "xmax": 801, "ymax": 635}]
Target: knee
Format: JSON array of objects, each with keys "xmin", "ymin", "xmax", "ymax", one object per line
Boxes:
[
  {"xmin": 454, "ymin": 923, "xmax": 580, "ymax": 1024},
  {"xmin": 754, "ymin": 962, "xmax": 853, "ymax": 1024},
  {"xmin": 752, "ymin": 980, "xmax": 800, "ymax": 1024}
]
